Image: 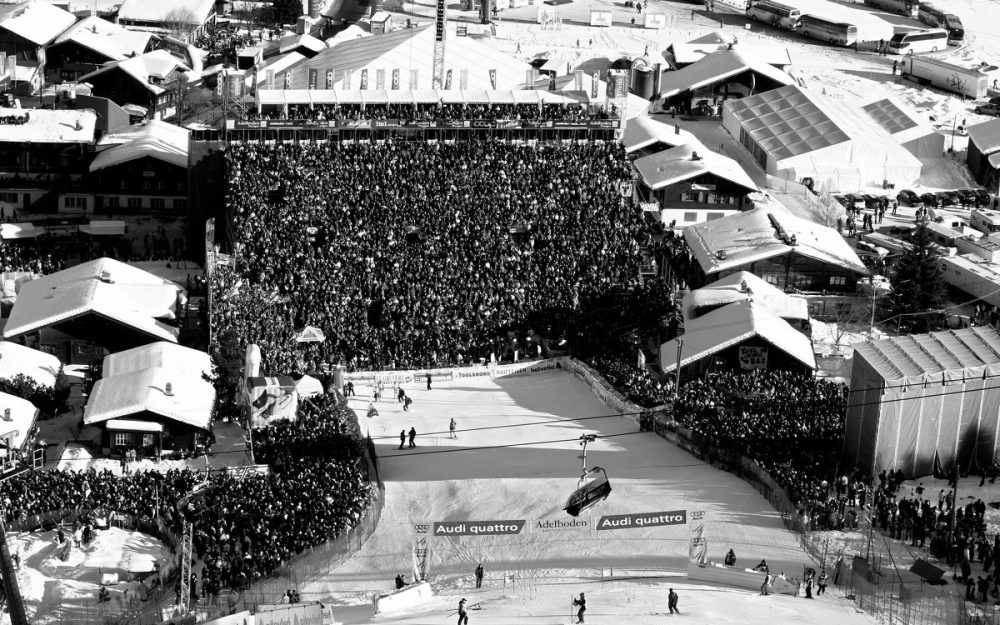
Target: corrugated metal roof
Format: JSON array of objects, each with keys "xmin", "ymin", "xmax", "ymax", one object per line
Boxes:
[{"xmin": 853, "ymin": 327, "xmax": 1000, "ymax": 382}]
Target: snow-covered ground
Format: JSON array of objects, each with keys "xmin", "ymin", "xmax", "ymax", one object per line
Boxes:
[{"xmin": 267, "ymin": 370, "xmax": 877, "ymax": 624}]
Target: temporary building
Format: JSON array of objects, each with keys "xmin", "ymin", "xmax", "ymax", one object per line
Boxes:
[
  {"xmin": 723, "ymin": 85, "xmax": 923, "ymax": 190},
  {"xmin": 623, "ymin": 115, "xmax": 696, "ymax": 156},
  {"xmin": 91, "ymin": 120, "xmax": 190, "ymax": 172},
  {"xmin": 844, "ymin": 327, "xmax": 1000, "ymax": 478},
  {"xmin": 861, "ymin": 98, "xmax": 944, "ymax": 158}
]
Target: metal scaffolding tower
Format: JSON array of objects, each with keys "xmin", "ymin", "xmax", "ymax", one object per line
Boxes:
[
  {"xmin": 178, "ymin": 520, "xmax": 193, "ymax": 612},
  {"xmin": 432, "ymin": 0, "xmax": 446, "ymax": 89}
]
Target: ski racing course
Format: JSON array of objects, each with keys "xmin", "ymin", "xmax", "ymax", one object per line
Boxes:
[{"xmin": 287, "ymin": 368, "xmax": 877, "ymax": 624}]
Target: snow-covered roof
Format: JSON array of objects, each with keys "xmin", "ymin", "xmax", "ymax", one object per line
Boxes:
[
  {"xmin": 0, "ymin": 341, "xmax": 60, "ymax": 387},
  {"xmin": 660, "ymin": 299, "xmax": 816, "ymax": 372},
  {"xmin": 91, "ymin": 120, "xmax": 189, "ymax": 171},
  {"xmin": 0, "ymin": 108, "xmax": 95, "ymax": 144},
  {"xmin": 683, "ymin": 200, "xmax": 868, "ymax": 276},
  {"xmin": 78, "ymin": 49, "xmax": 190, "ymax": 96},
  {"xmin": 659, "ymin": 50, "xmax": 795, "ymax": 99},
  {"xmin": 84, "ymin": 366, "xmax": 214, "ymax": 430},
  {"xmin": 283, "ymin": 25, "xmax": 531, "ymax": 91},
  {"xmin": 53, "ymin": 16, "xmax": 151, "ymax": 61},
  {"xmin": 852, "ymin": 327, "xmax": 1000, "ymax": 383},
  {"xmin": 117, "ymin": 0, "xmax": 215, "ymax": 24},
  {"xmin": 103, "ymin": 341, "xmax": 211, "ymax": 378},
  {"xmin": 105, "ymin": 418, "xmax": 163, "ymax": 432},
  {"xmin": 633, "ymin": 141, "xmax": 758, "ymax": 192},
  {"xmin": 969, "ymin": 118, "xmax": 1000, "ymax": 155},
  {"xmin": 669, "ymin": 33, "xmax": 792, "ymax": 68},
  {"xmin": 3, "ymin": 257, "xmax": 182, "ymax": 343},
  {"xmin": 0, "ymin": 222, "xmax": 41, "ymax": 239},
  {"xmin": 0, "ymin": 0, "xmax": 76, "ymax": 46},
  {"xmin": 278, "ymin": 33, "xmax": 325, "ymax": 55},
  {"xmin": 248, "ymin": 52, "xmax": 306, "ymax": 86},
  {"xmin": 683, "ymin": 271, "xmax": 810, "ymax": 323},
  {"xmin": 0, "ymin": 391, "xmax": 38, "ymax": 451},
  {"xmin": 623, "ymin": 115, "xmax": 696, "ymax": 154}
]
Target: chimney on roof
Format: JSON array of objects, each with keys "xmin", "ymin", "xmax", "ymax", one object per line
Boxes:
[
  {"xmin": 675, "ymin": 123, "xmax": 680, "ymax": 135},
  {"xmin": 789, "ymin": 234, "xmax": 798, "ymax": 246},
  {"xmin": 3, "ymin": 409, "xmax": 10, "ymax": 422},
  {"xmin": 99, "ymin": 270, "xmax": 112, "ymax": 283},
  {"xmin": 740, "ymin": 279, "xmax": 748, "ymax": 292},
  {"xmin": 74, "ymin": 120, "xmax": 82, "ymax": 131},
  {"xmin": 165, "ymin": 382, "xmax": 173, "ymax": 397},
  {"xmin": 691, "ymin": 151, "xmax": 702, "ymax": 161},
  {"xmin": 716, "ymin": 249, "xmax": 727, "ymax": 260}
]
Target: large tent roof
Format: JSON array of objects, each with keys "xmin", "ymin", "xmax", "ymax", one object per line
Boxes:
[
  {"xmin": 633, "ymin": 141, "xmax": 757, "ymax": 192},
  {"xmin": 852, "ymin": 327, "xmax": 1000, "ymax": 385},
  {"xmin": 969, "ymin": 118, "xmax": 1000, "ymax": 155},
  {"xmin": 282, "ymin": 25, "xmax": 531, "ymax": 91},
  {"xmin": 3, "ymin": 257, "xmax": 181, "ymax": 343},
  {"xmin": 623, "ymin": 115, "xmax": 696, "ymax": 154},
  {"xmin": 91, "ymin": 120, "xmax": 189, "ymax": 171},
  {"xmin": 683, "ymin": 199, "xmax": 868, "ymax": 276},
  {"xmin": 682, "ymin": 270, "xmax": 809, "ymax": 323},
  {"xmin": 660, "ymin": 299, "xmax": 816, "ymax": 373},
  {"xmin": 658, "ymin": 49, "xmax": 795, "ymax": 99}
]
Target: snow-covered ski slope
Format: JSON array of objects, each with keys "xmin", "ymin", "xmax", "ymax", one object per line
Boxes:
[{"xmin": 289, "ymin": 370, "xmax": 877, "ymax": 624}]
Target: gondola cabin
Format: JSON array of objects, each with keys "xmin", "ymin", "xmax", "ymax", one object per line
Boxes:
[{"xmin": 564, "ymin": 467, "xmax": 612, "ymax": 517}]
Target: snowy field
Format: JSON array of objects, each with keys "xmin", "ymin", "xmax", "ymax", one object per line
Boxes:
[{"xmin": 267, "ymin": 370, "xmax": 879, "ymax": 624}]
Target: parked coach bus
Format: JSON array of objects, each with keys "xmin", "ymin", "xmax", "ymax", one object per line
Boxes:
[
  {"xmin": 888, "ymin": 29, "xmax": 949, "ymax": 54},
  {"xmin": 918, "ymin": 3, "xmax": 965, "ymax": 45},
  {"xmin": 798, "ymin": 15, "xmax": 858, "ymax": 46},
  {"xmin": 863, "ymin": 0, "xmax": 917, "ymax": 18},
  {"xmin": 746, "ymin": 0, "xmax": 801, "ymax": 29}
]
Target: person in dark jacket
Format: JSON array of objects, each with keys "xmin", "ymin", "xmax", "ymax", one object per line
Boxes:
[
  {"xmin": 475, "ymin": 563, "xmax": 484, "ymax": 588},
  {"xmin": 408, "ymin": 427, "xmax": 417, "ymax": 448},
  {"xmin": 668, "ymin": 588, "xmax": 679, "ymax": 613},
  {"xmin": 724, "ymin": 549, "xmax": 736, "ymax": 566},
  {"xmin": 399, "ymin": 430, "xmax": 406, "ymax": 450},
  {"xmin": 573, "ymin": 593, "xmax": 586, "ymax": 623}
]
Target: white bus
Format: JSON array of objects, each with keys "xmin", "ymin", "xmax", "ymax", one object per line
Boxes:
[
  {"xmin": 746, "ymin": 1, "xmax": 801, "ymax": 29},
  {"xmin": 918, "ymin": 3, "xmax": 965, "ymax": 45},
  {"xmin": 798, "ymin": 15, "xmax": 858, "ymax": 46},
  {"xmin": 888, "ymin": 29, "xmax": 949, "ymax": 54},
  {"xmin": 863, "ymin": 0, "xmax": 918, "ymax": 18}
]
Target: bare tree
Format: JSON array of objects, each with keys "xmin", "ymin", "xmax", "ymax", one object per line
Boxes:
[{"xmin": 164, "ymin": 8, "xmax": 199, "ymax": 41}]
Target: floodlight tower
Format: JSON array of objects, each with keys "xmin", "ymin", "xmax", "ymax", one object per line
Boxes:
[{"xmin": 432, "ymin": 0, "xmax": 446, "ymax": 89}]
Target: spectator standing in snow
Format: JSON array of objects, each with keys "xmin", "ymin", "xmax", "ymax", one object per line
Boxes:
[
  {"xmin": 668, "ymin": 588, "xmax": 679, "ymax": 613},
  {"xmin": 450, "ymin": 418, "xmax": 458, "ymax": 439},
  {"xmin": 573, "ymin": 592, "xmax": 586, "ymax": 623},
  {"xmin": 408, "ymin": 427, "xmax": 417, "ymax": 448},
  {"xmin": 475, "ymin": 563, "xmax": 484, "ymax": 588},
  {"xmin": 399, "ymin": 430, "xmax": 406, "ymax": 450}
]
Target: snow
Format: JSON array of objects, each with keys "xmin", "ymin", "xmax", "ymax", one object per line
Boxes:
[
  {"xmin": 12, "ymin": 527, "xmax": 170, "ymax": 625},
  {"xmin": 281, "ymin": 370, "xmax": 878, "ymax": 624}
]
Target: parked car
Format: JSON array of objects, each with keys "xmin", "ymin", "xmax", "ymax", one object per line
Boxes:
[
  {"xmin": 843, "ymin": 193, "xmax": 866, "ymax": 210},
  {"xmin": 976, "ymin": 103, "xmax": 1000, "ymax": 116},
  {"xmin": 920, "ymin": 192, "xmax": 941, "ymax": 208},
  {"xmin": 974, "ymin": 188, "xmax": 993, "ymax": 207},
  {"xmin": 897, "ymin": 189, "xmax": 921, "ymax": 207},
  {"xmin": 938, "ymin": 190, "xmax": 961, "ymax": 206},
  {"xmin": 955, "ymin": 189, "xmax": 979, "ymax": 206},
  {"xmin": 858, "ymin": 275, "xmax": 892, "ymax": 296}
]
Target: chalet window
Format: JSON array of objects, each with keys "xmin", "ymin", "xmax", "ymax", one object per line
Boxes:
[
  {"xmin": 829, "ymin": 276, "xmax": 846, "ymax": 286},
  {"xmin": 763, "ymin": 274, "xmax": 779, "ymax": 285},
  {"xmin": 157, "ymin": 180, "xmax": 165, "ymax": 191},
  {"xmin": 681, "ymin": 192, "xmax": 698, "ymax": 202},
  {"xmin": 683, "ymin": 212, "xmax": 698, "ymax": 223},
  {"xmin": 0, "ymin": 192, "xmax": 16, "ymax": 203},
  {"xmin": 113, "ymin": 432, "xmax": 130, "ymax": 447},
  {"xmin": 707, "ymin": 212, "xmax": 725, "ymax": 221},
  {"xmin": 142, "ymin": 434, "xmax": 155, "ymax": 447},
  {"xmin": 119, "ymin": 179, "xmax": 128, "ymax": 190},
  {"xmin": 128, "ymin": 198, "xmax": 142, "ymax": 209},
  {"xmin": 174, "ymin": 199, "xmax": 187, "ymax": 210},
  {"xmin": 108, "ymin": 197, "xmax": 119, "ymax": 209},
  {"xmin": 150, "ymin": 198, "xmax": 165, "ymax": 210}
]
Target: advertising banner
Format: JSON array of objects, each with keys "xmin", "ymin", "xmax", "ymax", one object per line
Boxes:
[
  {"xmin": 445, "ymin": 69, "xmax": 453, "ymax": 89},
  {"xmin": 376, "ymin": 69, "xmax": 385, "ymax": 90},
  {"xmin": 596, "ymin": 510, "xmax": 687, "ymax": 530},
  {"xmin": 200, "ymin": 611, "xmax": 251, "ymax": 625},
  {"xmin": 361, "ymin": 69, "xmax": 368, "ymax": 90},
  {"xmin": 589, "ymin": 9, "xmax": 612, "ymax": 26},
  {"xmin": 592, "ymin": 71, "xmax": 600, "ymax": 98},
  {"xmin": 308, "ymin": 68, "xmax": 318, "ymax": 90},
  {"xmin": 644, "ymin": 12, "xmax": 667, "ymax": 28},
  {"xmin": 433, "ymin": 520, "xmax": 526, "ymax": 536},
  {"xmin": 688, "ymin": 510, "xmax": 708, "ymax": 564},
  {"xmin": 739, "ymin": 346, "xmax": 768, "ymax": 369},
  {"xmin": 326, "ymin": 69, "xmax": 334, "ymax": 89},
  {"xmin": 283, "ymin": 70, "xmax": 292, "ymax": 89},
  {"xmin": 254, "ymin": 603, "xmax": 323, "ymax": 625},
  {"xmin": 533, "ymin": 517, "xmax": 593, "ymax": 533},
  {"xmin": 492, "ymin": 359, "xmax": 563, "ymax": 378},
  {"xmin": 489, "ymin": 68, "xmax": 497, "ymax": 89},
  {"xmin": 392, "ymin": 68, "xmax": 400, "ymax": 89},
  {"xmin": 410, "ymin": 69, "xmax": 419, "ymax": 90}
]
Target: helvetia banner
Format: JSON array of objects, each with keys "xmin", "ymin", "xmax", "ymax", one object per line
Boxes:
[{"xmin": 433, "ymin": 520, "xmax": 526, "ymax": 536}]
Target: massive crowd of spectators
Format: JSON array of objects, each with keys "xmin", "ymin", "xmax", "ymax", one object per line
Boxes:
[
  {"xmin": 0, "ymin": 394, "xmax": 371, "ymax": 599},
  {"xmin": 253, "ymin": 102, "xmax": 615, "ymax": 123},
  {"xmin": 215, "ymin": 140, "xmax": 644, "ymax": 375}
]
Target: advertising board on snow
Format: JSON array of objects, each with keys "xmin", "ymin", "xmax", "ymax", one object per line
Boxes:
[
  {"xmin": 253, "ymin": 603, "xmax": 324, "ymax": 625},
  {"xmin": 534, "ymin": 517, "xmax": 593, "ymax": 533},
  {"xmin": 596, "ymin": 510, "xmax": 687, "ymax": 530},
  {"xmin": 491, "ymin": 358, "xmax": 563, "ymax": 378},
  {"xmin": 433, "ymin": 520, "xmax": 527, "ymax": 535}
]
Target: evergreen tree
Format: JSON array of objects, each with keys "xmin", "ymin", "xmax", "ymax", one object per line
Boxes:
[{"xmin": 886, "ymin": 220, "xmax": 947, "ymax": 332}]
